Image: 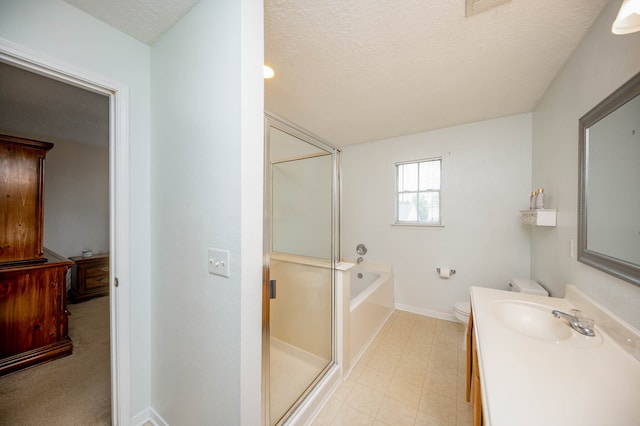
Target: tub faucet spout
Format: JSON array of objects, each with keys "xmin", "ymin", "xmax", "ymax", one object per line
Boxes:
[
  {"xmin": 357, "ymin": 257, "xmax": 364, "ymax": 264},
  {"xmin": 551, "ymin": 310, "xmax": 596, "ymax": 337}
]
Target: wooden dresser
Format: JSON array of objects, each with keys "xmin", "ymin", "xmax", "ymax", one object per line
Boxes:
[
  {"xmin": 0, "ymin": 134, "xmax": 73, "ymax": 376},
  {"xmin": 0, "ymin": 249, "xmax": 73, "ymax": 375},
  {"xmin": 68, "ymin": 254, "xmax": 110, "ymax": 303}
]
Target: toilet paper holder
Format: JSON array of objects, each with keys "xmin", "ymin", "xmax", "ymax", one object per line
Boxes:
[{"xmin": 436, "ymin": 268, "xmax": 456, "ymax": 275}]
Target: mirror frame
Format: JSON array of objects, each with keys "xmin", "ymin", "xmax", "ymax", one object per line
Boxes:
[{"xmin": 578, "ymin": 71, "xmax": 640, "ymax": 287}]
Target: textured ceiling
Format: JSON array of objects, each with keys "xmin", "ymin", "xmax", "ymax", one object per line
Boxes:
[
  {"xmin": 265, "ymin": 0, "xmax": 610, "ymax": 146},
  {"xmin": 64, "ymin": 0, "xmax": 201, "ymax": 44},
  {"xmin": 3, "ymin": 0, "xmax": 612, "ymax": 149}
]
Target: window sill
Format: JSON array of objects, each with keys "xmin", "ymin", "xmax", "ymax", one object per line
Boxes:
[{"xmin": 391, "ymin": 222, "xmax": 444, "ymax": 228}]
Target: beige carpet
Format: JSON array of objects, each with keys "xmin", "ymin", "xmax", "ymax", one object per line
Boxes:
[{"xmin": 0, "ymin": 296, "xmax": 111, "ymax": 426}]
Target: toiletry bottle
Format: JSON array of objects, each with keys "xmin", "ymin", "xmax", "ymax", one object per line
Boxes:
[
  {"xmin": 535, "ymin": 188, "xmax": 545, "ymax": 209},
  {"xmin": 529, "ymin": 191, "xmax": 536, "ymax": 210}
]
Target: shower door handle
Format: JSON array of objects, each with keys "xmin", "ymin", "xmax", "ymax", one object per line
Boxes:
[{"xmin": 269, "ymin": 279, "xmax": 276, "ymax": 299}]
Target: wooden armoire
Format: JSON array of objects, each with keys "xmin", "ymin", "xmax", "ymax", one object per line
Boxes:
[{"xmin": 0, "ymin": 134, "xmax": 73, "ymax": 376}]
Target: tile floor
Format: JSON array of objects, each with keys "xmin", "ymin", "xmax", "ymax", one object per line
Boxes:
[{"xmin": 313, "ymin": 310, "xmax": 471, "ymax": 426}]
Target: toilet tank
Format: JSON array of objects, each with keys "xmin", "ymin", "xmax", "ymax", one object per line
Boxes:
[{"xmin": 508, "ymin": 277, "xmax": 548, "ymax": 296}]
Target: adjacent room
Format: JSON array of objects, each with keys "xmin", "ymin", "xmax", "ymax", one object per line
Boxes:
[{"xmin": 0, "ymin": 62, "xmax": 111, "ymax": 424}]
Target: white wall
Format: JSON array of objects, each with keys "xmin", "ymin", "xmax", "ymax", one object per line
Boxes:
[
  {"xmin": 150, "ymin": 0, "xmax": 263, "ymax": 424},
  {"xmin": 531, "ymin": 0, "xmax": 640, "ymax": 329},
  {"xmin": 44, "ymin": 140, "xmax": 109, "ymax": 258},
  {"xmin": 0, "ymin": 0, "xmax": 152, "ymax": 416},
  {"xmin": 341, "ymin": 113, "xmax": 533, "ymax": 318}
]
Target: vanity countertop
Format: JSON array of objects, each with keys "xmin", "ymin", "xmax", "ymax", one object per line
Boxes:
[{"xmin": 470, "ymin": 286, "xmax": 640, "ymax": 426}]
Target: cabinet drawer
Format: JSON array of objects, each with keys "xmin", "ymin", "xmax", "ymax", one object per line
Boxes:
[
  {"xmin": 83, "ymin": 263, "xmax": 109, "ymax": 279},
  {"xmin": 86, "ymin": 275, "xmax": 110, "ymax": 289},
  {"xmin": 68, "ymin": 254, "xmax": 110, "ymax": 303}
]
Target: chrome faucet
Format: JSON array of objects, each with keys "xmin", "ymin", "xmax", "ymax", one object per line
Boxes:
[
  {"xmin": 357, "ymin": 257, "xmax": 364, "ymax": 264},
  {"xmin": 551, "ymin": 309, "xmax": 596, "ymax": 337}
]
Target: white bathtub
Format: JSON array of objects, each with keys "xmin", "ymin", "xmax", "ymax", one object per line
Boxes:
[{"xmin": 348, "ymin": 265, "xmax": 394, "ymax": 367}]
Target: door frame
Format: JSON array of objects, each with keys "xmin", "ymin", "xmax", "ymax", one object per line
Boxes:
[{"xmin": 0, "ymin": 38, "xmax": 132, "ymax": 424}]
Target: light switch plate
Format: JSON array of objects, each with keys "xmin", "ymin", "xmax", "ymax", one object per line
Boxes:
[
  {"xmin": 208, "ymin": 248, "xmax": 230, "ymax": 277},
  {"xmin": 569, "ymin": 239, "xmax": 575, "ymax": 258}
]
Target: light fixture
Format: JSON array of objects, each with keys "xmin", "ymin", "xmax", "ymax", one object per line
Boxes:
[
  {"xmin": 263, "ymin": 65, "xmax": 275, "ymax": 79},
  {"xmin": 612, "ymin": 0, "xmax": 640, "ymax": 34},
  {"xmin": 465, "ymin": 0, "xmax": 511, "ymax": 17}
]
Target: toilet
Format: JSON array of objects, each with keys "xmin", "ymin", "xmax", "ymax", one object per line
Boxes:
[{"xmin": 453, "ymin": 278, "xmax": 549, "ymax": 350}]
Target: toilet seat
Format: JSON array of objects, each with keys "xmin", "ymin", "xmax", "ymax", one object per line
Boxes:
[{"xmin": 453, "ymin": 300, "xmax": 471, "ymax": 351}]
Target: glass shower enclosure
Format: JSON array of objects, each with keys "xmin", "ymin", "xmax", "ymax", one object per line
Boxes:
[{"xmin": 262, "ymin": 114, "xmax": 340, "ymax": 425}]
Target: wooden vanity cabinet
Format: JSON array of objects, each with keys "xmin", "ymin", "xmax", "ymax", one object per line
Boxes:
[
  {"xmin": 68, "ymin": 254, "xmax": 110, "ymax": 303},
  {"xmin": 466, "ymin": 307, "xmax": 483, "ymax": 426}
]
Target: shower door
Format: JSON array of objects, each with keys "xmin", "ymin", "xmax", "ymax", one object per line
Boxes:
[{"xmin": 263, "ymin": 114, "xmax": 339, "ymax": 425}]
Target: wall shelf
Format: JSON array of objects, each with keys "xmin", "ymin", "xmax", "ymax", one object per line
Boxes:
[{"xmin": 520, "ymin": 209, "xmax": 557, "ymax": 227}]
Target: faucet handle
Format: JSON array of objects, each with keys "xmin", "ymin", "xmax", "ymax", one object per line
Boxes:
[
  {"xmin": 576, "ymin": 312, "xmax": 595, "ymax": 330},
  {"xmin": 570, "ymin": 309, "xmax": 594, "ymax": 329},
  {"xmin": 552, "ymin": 308, "xmax": 596, "ymax": 336}
]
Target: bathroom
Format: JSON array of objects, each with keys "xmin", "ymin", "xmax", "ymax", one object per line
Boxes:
[
  {"xmin": 263, "ymin": 1, "xmax": 640, "ymax": 424},
  {"xmin": 264, "ymin": 67, "xmax": 640, "ymax": 426}
]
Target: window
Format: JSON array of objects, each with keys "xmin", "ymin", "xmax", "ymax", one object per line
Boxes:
[{"xmin": 396, "ymin": 158, "xmax": 441, "ymax": 225}]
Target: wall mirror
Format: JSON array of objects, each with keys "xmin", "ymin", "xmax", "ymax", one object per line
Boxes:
[{"xmin": 578, "ymin": 71, "xmax": 640, "ymax": 287}]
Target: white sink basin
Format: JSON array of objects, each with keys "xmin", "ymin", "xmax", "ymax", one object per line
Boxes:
[{"xmin": 489, "ymin": 300, "xmax": 573, "ymax": 343}]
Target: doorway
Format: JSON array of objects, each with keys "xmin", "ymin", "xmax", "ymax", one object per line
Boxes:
[
  {"xmin": 263, "ymin": 113, "xmax": 340, "ymax": 425},
  {"xmin": 0, "ymin": 41, "xmax": 131, "ymax": 424}
]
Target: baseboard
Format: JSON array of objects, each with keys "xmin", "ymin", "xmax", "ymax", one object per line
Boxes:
[
  {"xmin": 132, "ymin": 407, "xmax": 169, "ymax": 426},
  {"xmin": 394, "ymin": 303, "xmax": 457, "ymax": 322}
]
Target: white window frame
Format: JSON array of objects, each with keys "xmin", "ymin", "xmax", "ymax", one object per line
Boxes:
[{"xmin": 394, "ymin": 157, "xmax": 442, "ymax": 226}]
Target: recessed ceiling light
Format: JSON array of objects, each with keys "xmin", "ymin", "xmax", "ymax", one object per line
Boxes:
[{"xmin": 264, "ymin": 65, "xmax": 275, "ymax": 79}]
